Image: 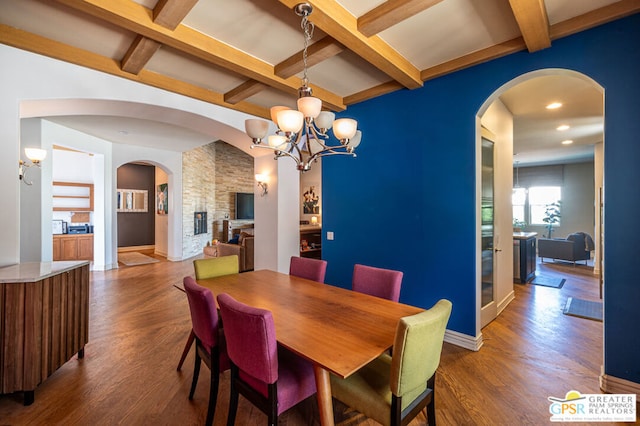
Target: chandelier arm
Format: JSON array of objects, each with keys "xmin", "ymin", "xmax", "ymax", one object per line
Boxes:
[{"xmin": 250, "ymin": 143, "xmax": 303, "ymax": 168}]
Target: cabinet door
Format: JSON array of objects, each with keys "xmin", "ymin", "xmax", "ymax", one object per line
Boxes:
[
  {"xmin": 52, "ymin": 237, "xmax": 61, "ymax": 261},
  {"xmin": 77, "ymin": 236, "xmax": 93, "ymax": 260},
  {"xmin": 61, "ymin": 238, "xmax": 78, "ymax": 260}
]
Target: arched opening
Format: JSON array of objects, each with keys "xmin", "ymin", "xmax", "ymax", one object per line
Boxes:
[{"xmin": 476, "ymin": 69, "xmax": 604, "ymax": 332}]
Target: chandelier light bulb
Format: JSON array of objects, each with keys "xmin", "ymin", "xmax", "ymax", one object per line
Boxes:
[
  {"xmin": 268, "ymin": 134, "xmax": 289, "ymax": 149},
  {"xmin": 245, "ymin": 119, "xmax": 269, "ymax": 140},
  {"xmin": 270, "ymin": 106, "xmax": 289, "ymax": 125},
  {"xmin": 277, "ymin": 109, "xmax": 304, "ymax": 133},
  {"xmin": 333, "ymin": 118, "xmax": 358, "ymax": 140},
  {"xmin": 315, "ymin": 111, "xmax": 335, "ymax": 131},
  {"xmin": 297, "ymin": 96, "xmax": 322, "ymax": 118},
  {"xmin": 346, "ymin": 130, "xmax": 362, "ymax": 149}
]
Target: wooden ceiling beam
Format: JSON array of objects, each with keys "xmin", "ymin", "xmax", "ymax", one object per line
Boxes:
[
  {"xmin": 0, "ymin": 24, "xmax": 270, "ymax": 119},
  {"xmin": 275, "ymin": 36, "xmax": 344, "ymax": 79},
  {"xmin": 224, "ymin": 80, "xmax": 268, "ymax": 104},
  {"xmin": 278, "ymin": 0, "xmax": 422, "ymax": 89},
  {"xmin": 121, "ymin": 35, "xmax": 161, "ymax": 74},
  {"xmin": 507, "ymin": 0, "xmax": 551, "ymax": 52},
  {"xmin": 153, "ymin": 0, "xmax": 198, "ymax": 30},
  {"xmin": 357, "ymin": 0, "xmax": 444, "ymax": 37},
  {"xmin": 549, "ymin": 0, "xmax": 640, "ymax": 40},
  {"xmin": 54, "ymin": 0, "xmax": 346, "ymax": 111}
]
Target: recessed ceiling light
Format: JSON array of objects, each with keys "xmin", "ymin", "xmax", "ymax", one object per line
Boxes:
[
  {"xmin": 561, "ymin": 140, "xmax": 573, "ymax": 145},
  {"xmin": 557, "ymin": 124, "xmax": 570, "ymax": 131},
  {"xmin": 118, "ymin": 130, "xmax": 129, "ymax": 135},
  {"xmin": 546, "ymin": 102, "xmax": 563, "ymax": 109}
]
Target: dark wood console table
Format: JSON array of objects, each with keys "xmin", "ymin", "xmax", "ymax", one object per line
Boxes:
[{"xmin": 0, "ymin": 261, "xmax": 90, "ymax": 405}]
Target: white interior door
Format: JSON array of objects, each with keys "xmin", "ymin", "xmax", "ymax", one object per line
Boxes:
[{"xmin": 481, "ymin": 129, "xmax": 498, "ymax": 327}]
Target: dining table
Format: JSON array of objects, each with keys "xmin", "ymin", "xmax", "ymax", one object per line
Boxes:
[{"xmin": 196, "ymin": 269, "xmax": 423, "ymax": 426}]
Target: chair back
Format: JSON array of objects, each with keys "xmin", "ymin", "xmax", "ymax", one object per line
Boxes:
[
  {"xmin": 193, "ymin": 255, "xmax": 239, "ymax": 279},
  {"xmin": 390, "ymin": 299, "xmax": 452, "ymax": 399},
  {"xmin": 352, "ymin": 264, "xmax": 403, "ymax": 302},
  {"xmin": 217, "ymin": 293, "xmax": 279, "ymax": 384},
  {"xmin": 289, "ymin": 256, "xmax": 328, "ymax": 283},
  {"xmin": 183, "ymin": 276, "xmax": 222, "ymax": 350}
]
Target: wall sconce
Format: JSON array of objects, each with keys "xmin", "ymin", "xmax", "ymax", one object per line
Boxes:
[
  {"xmin": 255, "ymin": 173, "xmax": 268, "ymax": 196},
  {"xmin": 19, "ymin": 148, "xmax": 47, "ymax": 185},
  {"xmin": 311, "ymin": 216, "xmax": 318, "ymax": 225}
]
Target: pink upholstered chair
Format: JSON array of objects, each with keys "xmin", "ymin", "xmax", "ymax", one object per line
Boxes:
[
  {"xmin": 183, "ymin": 276, "xmax": 230, "ymax": 426},
  {"xmin": 289, "ymin": 256, "xmax": 328, "ymax": 283},
  {"xmin": 352, "ymin": 264, "xmax": 403, "ymax": 302},
  {"xmin": 217, "ymin": 293, "xmax": 317, "ymax": 425}
]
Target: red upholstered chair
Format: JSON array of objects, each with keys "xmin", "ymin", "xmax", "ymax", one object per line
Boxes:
[
  {"xmin": 183, "ymin": 276, "xmax": 230, "ymax": 426},
  {"xmin": 352, "ymin": 264, "xmax": 403, "ymax": 302},
  {"xmin": 217, "ymin": 293, "xmax": 317, "ymax": 426},
  {"xmin": 289, "ymin": 256, "xmax": 328, "ymax": 283}
]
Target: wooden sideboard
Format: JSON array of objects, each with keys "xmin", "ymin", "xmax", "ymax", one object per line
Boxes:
[
  {"xmin": 300, "ymin": 226, "xmax": 322, "ymax": 259},
  {"xmin": 53, "ymin": 234, "xmax": 94, "ymax": 261},
  {"xmin": 0, "ymin": 261, "xmax": 90, "ymax": 405}
]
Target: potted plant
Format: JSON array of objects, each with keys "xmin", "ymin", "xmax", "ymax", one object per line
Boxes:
[
  {"xmin": 513, "ymin": 218, "xmax": 527, "ymax": 232},
  {"xmin": 542, "ymin": 201, "xmax": 561, "ymax": 238}
]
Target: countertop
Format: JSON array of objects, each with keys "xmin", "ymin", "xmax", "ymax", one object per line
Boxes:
[
  {"xmin": 0, "ymin": 261, "xmax": 90, "ymax": 283},
  {"xmin": 513, "ymin": 232, "xmax": 538, "ymax": 240}
]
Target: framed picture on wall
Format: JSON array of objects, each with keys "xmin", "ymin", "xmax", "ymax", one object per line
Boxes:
[
  {"xmin": 157, "ymin": 183, "xmax": 168, "ymax": 215},
  {"xmin": 302, "ymin": 183, "xmax": 320, "ymax": 214}
]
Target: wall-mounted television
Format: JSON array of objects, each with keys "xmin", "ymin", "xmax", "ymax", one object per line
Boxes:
[{"xmin": 235, "ymin": 192, "xmax": 254, "ymax": 220}]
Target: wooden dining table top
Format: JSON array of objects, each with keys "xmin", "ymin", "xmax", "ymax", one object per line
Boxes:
[{"xmin": 197, "ymin": 269, "xmax": 424, "ymax": 379}]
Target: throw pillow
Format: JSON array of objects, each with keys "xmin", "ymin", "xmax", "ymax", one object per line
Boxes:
[{"xmin": 228, "ymin": 236, "xmax": 239, "ymax": 244}]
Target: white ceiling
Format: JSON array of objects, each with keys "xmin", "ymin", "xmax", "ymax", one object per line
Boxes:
[{"xmin": 1, "ymin": 0, "xmax": 630, "ymax": 162}]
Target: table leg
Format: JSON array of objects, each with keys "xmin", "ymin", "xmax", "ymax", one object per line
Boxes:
[{"xmin": 313, "ymin": 365, "xmax": 335, "ymax": 426}]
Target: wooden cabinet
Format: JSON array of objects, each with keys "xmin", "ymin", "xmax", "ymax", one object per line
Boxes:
[
  {"xmin": 53, "ymin": 234, "xmax": 93, "ymax": 261},
  {"xmin": 513, "ymin": 232, "xmax": 537, "ymax": 283},
  {"xmin": 0, "ymin": 262, "xmax": 89, "ymax": 404}
]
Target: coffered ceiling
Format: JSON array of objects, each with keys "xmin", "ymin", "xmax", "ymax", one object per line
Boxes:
[{"xmin": 1, "ymin": 0, "xmax": 637, "ymax": 162}]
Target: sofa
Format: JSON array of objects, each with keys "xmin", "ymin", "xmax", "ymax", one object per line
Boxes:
[
  {"xmin": 203, "ymin": 231, "xmax": 254, "ymax": 272},
  {"xmin": 538, "ymin": 232, "xmax": 594, "ymax": 265}
]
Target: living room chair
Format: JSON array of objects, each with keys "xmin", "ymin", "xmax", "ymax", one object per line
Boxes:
[
  {"xmin": 538, "ymin": 232, "xmax": 594, "ymax": 266},
  {"xmin": 352, "ymin": 264, "xmax": 403, "ymax": 302},
  {"xmin": 216, "ymin": 293, "xmax": 317, "ymax": 426},
  {"xmin": 289, "ymin": 256, "xmax": 328, "ymax": 283},
  {"xmin": 330, "ymin": 299, "xmax": 452, "ymax": 426},
  {"xmin": 176, "ymin": 255, "xmax": 239, "ymax": 371},
  {"xmin": 183, "ymin": 276, "xmax": 230, "ymax": 426}
]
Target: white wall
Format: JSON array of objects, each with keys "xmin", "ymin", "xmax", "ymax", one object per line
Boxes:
[{"xmin": 0, "ymin": 43, "xmax": 263, "ymax": 267}]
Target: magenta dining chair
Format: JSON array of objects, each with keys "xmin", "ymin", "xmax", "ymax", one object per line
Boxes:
[
  {"xmin": 289, "ymin": 256, "xmax": 328, "ymax": 283},
  {"xmin": 183, "ymin": 276, "xmax": 230, "ymax": 426},
  {"xmin": 352, "ymin": 264, "xmax": 403, "ymax": 302},
  {"xmin": 217, "ymin": 293, "xmax": 317, "ymax": 426}
]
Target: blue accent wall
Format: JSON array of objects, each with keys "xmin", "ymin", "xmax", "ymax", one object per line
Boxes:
[{"xmin": 322, "ymin": 14, "xmax": 640, "ymax": 383}]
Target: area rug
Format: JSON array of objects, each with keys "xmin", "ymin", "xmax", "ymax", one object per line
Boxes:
[
  {"xmin": 530, "ymin": 275, "xmax": 566, "ymax": 288},
  {"xmin": 563, "ymin": 297, "xmax": 603, "ymax": 322},
  {"xmin": 118, "ymin": 252, "xmax": 159, "ymax": 266}
]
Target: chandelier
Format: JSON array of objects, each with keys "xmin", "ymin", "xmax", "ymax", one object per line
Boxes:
[{"xmin": 244, "ymin": 2, "xmax": 361, "ymax": 172}]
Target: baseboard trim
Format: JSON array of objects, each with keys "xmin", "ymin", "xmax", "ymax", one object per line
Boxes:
[
  {"xmin": 444, "ymin": 329, "xmax": 483, "ymax": 351},
  {"xmin": 118, "ymin": 245, "xmax": 155, "ymax": 253},
  {"xmin": 600, "ymin": 369, "xmax": 640, "ymax": 396},
  {"xmin": 497, "ymin": 290, "xmax": 516, "ymax": 316}
]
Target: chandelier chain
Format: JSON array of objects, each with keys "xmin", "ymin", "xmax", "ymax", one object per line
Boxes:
[{"xmin": 301, "ymin": 14, "xmax": 314, "ymax": 87}]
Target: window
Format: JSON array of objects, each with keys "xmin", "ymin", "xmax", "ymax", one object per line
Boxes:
[
  {"xmin": 529, "ymin": 186, "xmax": 561, "ymax": 225},
  {"xmin": 512, "ymin": 188, "xmax": 526, "ymax": 224},
  {"xmin": 512, "ymin": 186, "xmax": 562, "ymax": 226}
]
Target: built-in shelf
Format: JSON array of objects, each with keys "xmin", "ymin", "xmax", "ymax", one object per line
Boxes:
[{"xmin": 52, "ymin": 182, "xmax": 94, "ymax": 212}]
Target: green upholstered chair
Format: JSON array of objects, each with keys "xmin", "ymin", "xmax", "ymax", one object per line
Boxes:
[
  {"xmin": 193, "ymin": 255, "xmax": 239, "ymax": 280},
  {"xmin": 176, "ymin": 255, "xmax": 240, "ymax": 371},
  {"xmin": 330, "ymin": 299, "xmax": 452, "ymax": 426}
]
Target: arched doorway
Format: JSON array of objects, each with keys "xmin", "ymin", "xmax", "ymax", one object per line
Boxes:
[{"xmin": 477, "ymin": 69, "xmax": 604, "ymax": 329}]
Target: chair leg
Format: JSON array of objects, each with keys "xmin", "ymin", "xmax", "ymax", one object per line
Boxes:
[
  {"xmin": 177, "ymin": 329, "xmax": 196, "ymax": 371},
  {"xmin": 426, "ymin": 376, "xmax": 436, "ymax": 426},
  {"xmin": 189, "ymin": 349, "xmax": 201, "ymax": 400},
  {"xmin": 205, "ymin": 351, "xmax": 220, "ymax": 426},
  {"xmin": 227, "ymin": 366, "xmax": 239, "ymax": 426}
]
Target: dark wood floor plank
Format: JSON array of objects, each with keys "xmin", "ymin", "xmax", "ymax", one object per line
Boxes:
[{"xmin": 0, "ymin": 256, "xmax": 616, "ymax": 425}]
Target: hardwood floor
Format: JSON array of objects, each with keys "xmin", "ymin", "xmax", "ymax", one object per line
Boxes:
[{"xmin": 0, "ymin": 256, "xmax": 622, "ymax": 425}]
